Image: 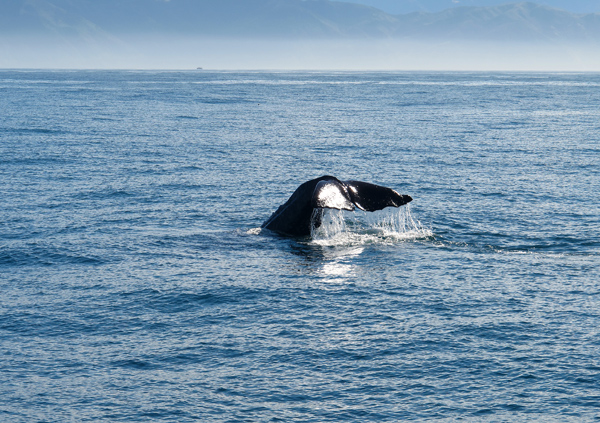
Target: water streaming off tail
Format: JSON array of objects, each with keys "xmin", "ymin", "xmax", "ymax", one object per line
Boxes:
[{"xmin": 310, "ymin": 205, "xmax": 432, "ymax": 246}]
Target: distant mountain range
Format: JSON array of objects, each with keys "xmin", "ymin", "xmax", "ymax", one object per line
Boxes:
[
  {"xmin": 350, "ymin": 0, "xmax": 599, "ymax": 15},
  {"xmin": 2, "ymin": 0, "xmax": 600, "ymax": 43}
]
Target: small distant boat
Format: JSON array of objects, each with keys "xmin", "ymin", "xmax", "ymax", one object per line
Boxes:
[{"xmin": 196, "ymin": 67, "xmax": 203, "ymax": 70}]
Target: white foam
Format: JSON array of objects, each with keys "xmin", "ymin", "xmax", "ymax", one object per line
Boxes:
[{"xmin": 246, "ymin": 227, "xmax": 262, "ymax": 235}]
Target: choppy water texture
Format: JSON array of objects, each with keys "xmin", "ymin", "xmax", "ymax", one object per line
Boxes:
[{"xmin": 1, "ymin": 70, "xmax": 600, "ymax": 422}]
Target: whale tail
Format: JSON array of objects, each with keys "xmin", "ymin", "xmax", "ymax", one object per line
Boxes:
[
  {"xmin": 312, "ymin": 178, "xmax": 412, "ymax": 211},
  {"xmin": 344, "ymin": 180, "xmax": 412, "ymax": 212},
  {"xmin": 262, "ymin": 176, "xmax": 412, "ymax": 237}
]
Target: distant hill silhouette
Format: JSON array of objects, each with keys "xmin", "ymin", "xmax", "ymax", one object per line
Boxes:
[
  {"xmin": 351, "ymin": 0, "xmax": 599, "ymax": 15},
  {"xmin": 2, "ymin": 0, "xmax": 599, "ymax": 42},
  {"xmin": 393, "ymin": 2, "xmax": 600, "ymax": 41}
]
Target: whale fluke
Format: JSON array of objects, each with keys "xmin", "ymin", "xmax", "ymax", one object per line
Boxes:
[{"xmin": 261, "ymin": 175, "xmax": 412, "ymax": 237}]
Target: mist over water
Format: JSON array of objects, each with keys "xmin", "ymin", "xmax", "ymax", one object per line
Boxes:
[{"xmin": 3, "ymin": 36, "xmax": 600, "ymax": 71}]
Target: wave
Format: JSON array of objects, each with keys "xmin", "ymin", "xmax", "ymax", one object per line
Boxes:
[
  {"xmin": 424, "ymin": 232, "xmax": 600, "ymax": 258},
  {"xmin": 0, "ymin": 245, "xmax": 105, "ymax": 267},
  {"xmin": 0, "ymin": 127, "xmax": 71, "ymax": 135}
]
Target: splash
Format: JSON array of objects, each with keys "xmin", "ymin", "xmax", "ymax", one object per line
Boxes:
[{"xmin": 310, "ymin": 205, "xmax": 432, "ymax": 246}]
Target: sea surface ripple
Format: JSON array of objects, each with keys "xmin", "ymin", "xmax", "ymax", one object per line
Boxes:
[{"xmin": 1, "ymin": 70, "xmax": 599, "ymax": 422}]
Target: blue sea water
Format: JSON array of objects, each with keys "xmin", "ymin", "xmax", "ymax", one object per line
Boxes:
[{"xmin": 1, "ymin": 69, "xmax": 599, "ymax": 422}]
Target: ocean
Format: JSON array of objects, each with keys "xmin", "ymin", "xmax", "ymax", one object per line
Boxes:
[{"xmin": 1, "ymin": 70, "xmax": 599, "ymax": 422}]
